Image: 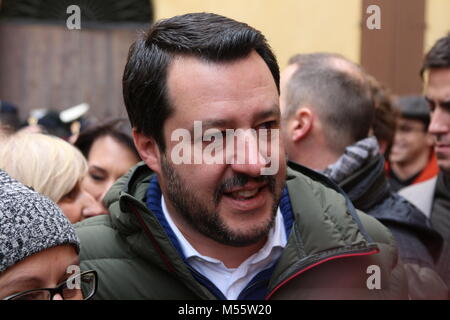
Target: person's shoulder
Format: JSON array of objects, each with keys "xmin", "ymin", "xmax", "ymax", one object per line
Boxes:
[
  {"xmin": 398, "ymin": 177, "xmax": 437, "ymax": 217},
  {"xmin": 74, "ymin": 215, "xmax": 132, "ymax": 262},
  {"xmin": 286, "ymin": 164, "xmax": 398, "ymax": 253},
  {"xmin": 355, "ymin": 209, "xmax": 396, "ymax": 249},
  {"xmin": 286, "ymin": 164, "xmax": 369, "ymax": 225},
  {"xmin": 104, "ymin": 161, "xmax": 153, "ymax": 209},
  {"xmin": 285, "ymin": 166, "xmax": 408, "ymax": 298},
  {"xmin": 75, "ymin": 214, "xmax": 115, "ymax": 237},
  {"xmin": 370, "ymin": 192, "xmax": 429, "ymax": 227},
  {"xmin": 75, "ymin": 216, "xmax": 152, "ymax": 299},
  {"xmin": 370, "ymin": 191, "xmax": 443, "ymax": 247},
  {"xmin": 356, "ymin": 209, "xmax": 410, "ymax": 298},
  {"xmin": 285, "ymin": 164, "xmax": 348, "ymax": 208}
]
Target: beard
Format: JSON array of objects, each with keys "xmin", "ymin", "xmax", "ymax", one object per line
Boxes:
[{"xmin": 160, "ymin": 155, "xmax": 283, "ymax": 247}]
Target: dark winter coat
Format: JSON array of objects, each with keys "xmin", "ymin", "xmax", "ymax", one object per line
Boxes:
[{"xmin": 75, "ymin": 162, "xmax": 408, "ymax": 300}]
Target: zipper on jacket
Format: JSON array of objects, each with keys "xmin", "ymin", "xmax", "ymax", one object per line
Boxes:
[
  {"xmin": 128, "ymin": 203, "xmax": 177, "ymax": 273},
  {"xmin": 265, "ymin": 247, "xmax": 379, "ymax": 300},
  {"xmin": 129, "ymin": 202, "xmax": 224, "ymax": 300},
  {"xmin": 237, "ymin": 279, "xmax": 270, "ymax": 300},
  {"xmin": 186, "ymin": 265, "xmax": 227, "ymax": 300}
]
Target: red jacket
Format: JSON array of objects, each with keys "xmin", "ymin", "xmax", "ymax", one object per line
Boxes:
[{"xmin": 386, "ymin": 151, "xmax": 439, "ymax": 185}]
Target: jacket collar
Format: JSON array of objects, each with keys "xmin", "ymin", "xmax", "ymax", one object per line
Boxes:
[
  {"xmin": 106, "ymin": 161, "xmax": 378, "ymax": 297},
  {"xmin": 266, "ymin": 162, "xmax": 378, "ymax": 290},
  {"xmin": 338, "ymin": 155, "xmax": 444, "ymax": 264},
  {"xmin": 338, "ymin": 154, "xmax": 390, "ymax": 211}
]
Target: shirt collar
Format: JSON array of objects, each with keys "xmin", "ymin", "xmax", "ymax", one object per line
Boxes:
[{"xmin": 161, "ymin": 195, "xmax": 287, "ymax": 265}]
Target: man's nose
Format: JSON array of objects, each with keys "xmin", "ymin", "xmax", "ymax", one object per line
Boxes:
[
  {"xmin": 229, "ymin": 132, "xmax": 268, "ymax": 177},
  {"xmin": 429, "ymin": 107, "xmax": 450, "ymax": 136}
]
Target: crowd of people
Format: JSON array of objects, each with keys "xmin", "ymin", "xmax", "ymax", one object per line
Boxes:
[{"xmin": 0, "ymin": 12, "xmax": 449, "ymax": 300}]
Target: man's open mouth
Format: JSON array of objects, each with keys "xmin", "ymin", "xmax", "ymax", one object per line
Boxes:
[{"xmin": 223, "ymin": 185, "xmax": 267, "ymax": 201}]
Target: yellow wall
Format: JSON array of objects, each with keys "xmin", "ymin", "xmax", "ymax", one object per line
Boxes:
[
  {"xmin": 425, "ymin": 0, "xmax": 450, "ymax": 53},
  {"xmin": 153, "ymin": 0, "xmax": 362, "ymax": 69},
  {"xmin": 152, "ymin": 1, "xmax": 449, "ymax": 68}
]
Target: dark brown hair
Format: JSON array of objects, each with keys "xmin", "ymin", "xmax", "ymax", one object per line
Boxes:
[
  {"xmin": 122, "ymin": 12, "xmax": 279, "ymax": 151},
  {"xmin": 74, "ymin": 118, "xmax": 140, "ymax": 160},
  {"xmin": 421, "ymin": 32, "xmax": 450, "ymax": 78}
]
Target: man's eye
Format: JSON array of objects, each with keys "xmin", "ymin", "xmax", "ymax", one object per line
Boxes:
[
  {"xmin": 207, "ymin": 131, "xmax": 227, "ymax": 139},
  {"xmin": 201, "ymin": 130, "xmax": 226, "ymax": 143},
  {"xmin": 441, "ymin": 101, "xmax": 450, "ymax": 111},
  {"xmin": 427, "ymin": 100, "xmax": 436, "ymax": 112},
  {"xmin": 258, "ymin": 121, "xmax": 277, "ymax": 130}
]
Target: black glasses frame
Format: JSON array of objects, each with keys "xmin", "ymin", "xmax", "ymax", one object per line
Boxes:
[{"xmin": 3, "ymin": 270, "xmax": 98, "ymax": 301}]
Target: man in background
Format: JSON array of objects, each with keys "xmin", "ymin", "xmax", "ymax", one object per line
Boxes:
[
  {"xmin": 280, "ymin": 52, "xmax": 446, "ymax": 299},
  {"xmin": 387, "ymin": 96, "xmax": 438, "ymax": 193},
  {"xmin": 402, "ymin": 32, "xmax": 450, "ymax": 295}
]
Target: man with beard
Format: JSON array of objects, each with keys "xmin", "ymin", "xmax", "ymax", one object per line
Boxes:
[{"xmin": 75, "ymin": 13, "xmax": 407, "ymax": 300}]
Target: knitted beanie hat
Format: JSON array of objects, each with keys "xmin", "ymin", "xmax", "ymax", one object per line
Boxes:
[{"xmin": 0, "ymin": 170, "xmax": 80, "ymax": 273}]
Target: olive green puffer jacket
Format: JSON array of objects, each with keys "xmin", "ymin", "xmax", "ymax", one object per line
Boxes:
[{"xmin": 75, "ymin": 162, "xmax": 408, "ymax": 299}]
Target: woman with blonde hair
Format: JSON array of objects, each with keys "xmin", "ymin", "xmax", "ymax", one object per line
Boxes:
[{"xmin": 0, "ymin": 132, "xmax": 106, "ymax": 223}]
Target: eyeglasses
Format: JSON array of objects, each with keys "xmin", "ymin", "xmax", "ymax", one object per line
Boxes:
[{"xmin": 3, "ymin": 270, "xmax": 98, "ymax": 300}]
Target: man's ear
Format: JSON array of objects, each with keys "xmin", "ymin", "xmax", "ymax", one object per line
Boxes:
[
  {"xmin": 132, "ymin": 129, "xmax": 162, "ymax": 174},
  {"xmin": 291, "ymin": 107, "xmax": 314, "ymax": 142}
]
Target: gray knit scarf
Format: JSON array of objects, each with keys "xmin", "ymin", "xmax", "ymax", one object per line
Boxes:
[{"xmin": 322, "ymin": 136, "xmax": 380, "ymax": 184}]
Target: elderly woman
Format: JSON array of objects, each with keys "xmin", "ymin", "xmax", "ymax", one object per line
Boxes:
[
  {"xmin": 0, "ymin": 170, "xmax": 97, "ymax": 300},
  {"xmin": 0, "ymin": 132, "xmax": 106, "ymax": 223}
]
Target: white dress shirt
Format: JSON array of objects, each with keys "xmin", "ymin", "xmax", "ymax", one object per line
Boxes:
[{"xmin": 161, "ymin": 195, "xmax": 287, "ymax": 300}]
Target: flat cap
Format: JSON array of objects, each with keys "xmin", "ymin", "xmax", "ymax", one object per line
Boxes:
[{"xmin": 395, "ymin": 95, "xmax": 430, "ymax": 122}]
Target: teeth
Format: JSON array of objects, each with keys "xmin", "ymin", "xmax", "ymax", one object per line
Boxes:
[{"xmin": 232, "ymin": 188, "xmax": 259, "ymax": 198}]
